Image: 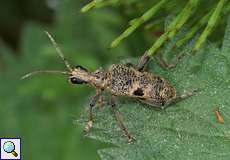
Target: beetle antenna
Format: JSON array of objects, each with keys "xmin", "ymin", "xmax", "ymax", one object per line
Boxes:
[
  {"xmin": 21, "ymin": 70, "xmax": 69, "ymax": 80},
  {"xmin": 44, "ymin": 31, "xmax": 72, "ymax": 71}
]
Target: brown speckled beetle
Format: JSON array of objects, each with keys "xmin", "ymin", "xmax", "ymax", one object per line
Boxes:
[{"xmin": 22, "ymin": 32, "xmax": 197, "ymax": 142}]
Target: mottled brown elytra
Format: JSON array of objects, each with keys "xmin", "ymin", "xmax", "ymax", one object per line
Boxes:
[{"xmin": 22, "ymin": 31, "xmax": 197, "ymax": 142}]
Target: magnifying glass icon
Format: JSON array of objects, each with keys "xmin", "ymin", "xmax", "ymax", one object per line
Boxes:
[{"xmin": 3, "ymin": 141, "xmax": 18, "ymax": 157}]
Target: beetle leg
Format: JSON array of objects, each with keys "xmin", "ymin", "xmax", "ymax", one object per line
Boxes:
[
  {"xmin": 98, "ymin": 95, "xmax": 104, "ymax": 109},
  {"xmin": 155, "ymin": 52, "xmax": 185, "ymax": 70},
  {"xmin": 110, "ymin": 95, "xmax": 136, "ymax": 143},
  {"xmin": 139, "ymin": 89, "xmax": 199, "ymax": 109},
  {"xmin": 162, "ymin": 89, "xmax": 199, "ymax": 109},
  {"xmin": 137, "ymin": 51, "xmax": 185, "ymax": 71},
  {"xmin": 137, "ymin": 52, "xmax": 151, "ymax": 71},
  {"xmin": 84, "ymin": 89, "xmax": 102, "ymax": 134}
]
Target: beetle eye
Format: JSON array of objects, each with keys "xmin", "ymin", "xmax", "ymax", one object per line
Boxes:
[
  {"xmin": 75, "ymin": 65, "xmax": 88, "ymax": 71},
  {"xmin": 70, "ymin": 77, "xmax": 87, "ymax": 84}
]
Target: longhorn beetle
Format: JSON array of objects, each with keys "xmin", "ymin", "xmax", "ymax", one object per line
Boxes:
[{"xmin": 22, "ymin": 31, "xmax": 197, "ymax": 142}]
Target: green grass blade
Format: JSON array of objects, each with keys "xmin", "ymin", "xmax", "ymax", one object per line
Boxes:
[
  {"xmin": 110, "ymin": 0, "xmax": 167, "ymax": 48},
  {"xmin": 193, "ymin": 0, "xmax": 227, "ymax": 52}
]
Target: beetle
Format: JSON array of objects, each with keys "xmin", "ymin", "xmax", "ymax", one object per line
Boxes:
[{"xmin": 22, "ymin": 32, "xmax": 197, "ymax": 142}]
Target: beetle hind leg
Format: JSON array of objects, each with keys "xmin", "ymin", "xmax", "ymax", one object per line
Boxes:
[
  {"xmin": 139, "ymin": 89, "xmax": 199, "ymax": 109},
  {"xmin": 163, "ymin": 89, "xmax": 199, "ymax": 109}
]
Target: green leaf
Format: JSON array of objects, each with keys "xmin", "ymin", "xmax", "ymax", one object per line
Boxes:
[{"xmin": 78, "ymin": 21, "xmax": 230, "ymax": 159}]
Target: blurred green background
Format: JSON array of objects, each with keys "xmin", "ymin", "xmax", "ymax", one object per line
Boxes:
[{"xmin": 0, "ymin": 0, "xmax": 139, "ymax": 159}]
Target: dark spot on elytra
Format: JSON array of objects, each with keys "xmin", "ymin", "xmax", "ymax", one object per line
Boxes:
[
  {"xmin": 133, "ymin": 88, "xmax": 144, "ymax": 96},
  {"xmin": 126, "ymin": 79, "xmax": 132, "ymax": 85}
]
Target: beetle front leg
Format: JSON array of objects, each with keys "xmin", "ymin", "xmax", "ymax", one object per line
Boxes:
[
  {"xmin": 110, "ymin": 95, "xmax": 135, "ymax": 143},
  {"xmin": 84, "ymin": 89, "xmax": 102, "ymax": 134}
]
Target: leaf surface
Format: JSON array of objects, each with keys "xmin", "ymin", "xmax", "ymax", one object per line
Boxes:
[{"xmin": 79, "ymin": 15, "xmax": 230, "ymax": 160}]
